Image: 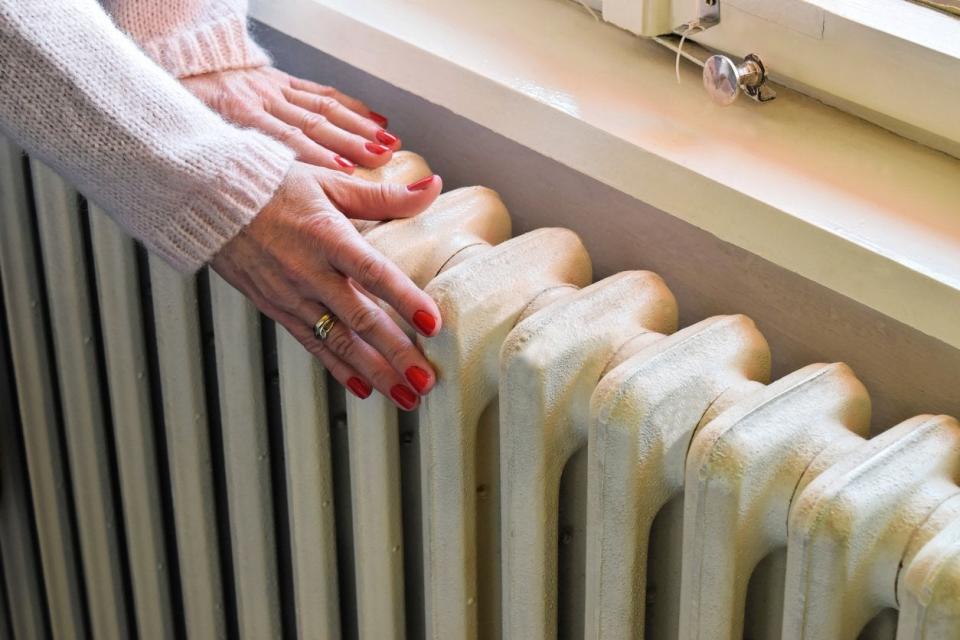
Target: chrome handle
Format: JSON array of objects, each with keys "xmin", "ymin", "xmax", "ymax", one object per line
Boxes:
[{"xmin": 702, "ymin": 53, "xmax": 776, "ymax": 105}]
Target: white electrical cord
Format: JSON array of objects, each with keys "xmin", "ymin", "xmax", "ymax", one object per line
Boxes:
[{"xmin": 675, "ymin": 20, "xmax": 705, "ymax": 83}]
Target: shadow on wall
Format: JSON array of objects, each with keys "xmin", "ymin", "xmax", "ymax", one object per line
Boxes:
[{"xmin": 254, "ymin": 23, "xmax": 960, "ymax": 432}]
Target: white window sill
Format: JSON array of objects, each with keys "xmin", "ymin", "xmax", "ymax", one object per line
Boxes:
[
  {"xmin": 251, "ymin": 0, "xmax": 960, "ymax": 350},
  {"xmin": 681, "ymin": 0, "xmax": 960, "ymax": 159}
]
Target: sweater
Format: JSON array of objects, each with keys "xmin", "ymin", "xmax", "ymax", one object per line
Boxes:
[{"xmin": 0, "ymin": 0, "xmax": 296, "ymax": 272}]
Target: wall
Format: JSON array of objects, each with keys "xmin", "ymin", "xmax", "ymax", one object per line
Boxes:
[{"xmin": 256, "ymin": 24, "xmax": 960, "ymax": 432}]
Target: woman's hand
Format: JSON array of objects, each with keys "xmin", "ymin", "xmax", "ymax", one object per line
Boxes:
[
  {"xmin": 183, "ymin": 67, "xmax": 399, "ymax": 173},
  {"xmin": 212, "ymin": 162, "xmax": 443, "ymax": 410}
]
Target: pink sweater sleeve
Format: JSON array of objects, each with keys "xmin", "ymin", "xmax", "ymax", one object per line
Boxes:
[
  {"xmin": 104, "ymin": 0, "xmax": 270, "ymax": 78},
  {"xmin": 0, "ymin": 0, "xmax": 295, "ymax": 272}
]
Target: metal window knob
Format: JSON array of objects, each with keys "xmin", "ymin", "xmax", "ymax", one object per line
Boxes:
[{"xmin": 702, "ymin": 53, "xmax": 774, "ymax": 105}]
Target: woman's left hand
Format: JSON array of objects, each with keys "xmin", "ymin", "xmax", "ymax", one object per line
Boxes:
[{"xmin": 183, "ymin": 66, "xmax": 400, "ymax": 173}]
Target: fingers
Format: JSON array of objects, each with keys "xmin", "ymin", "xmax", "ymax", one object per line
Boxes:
[
  {"xmin": 319, "ymin": 171, "xmax": 442, "ymax": 221},
  {"xmin": 266, "ymin": 99, "xmax": 393, "ymax": 169},
  {"xmin": 241, "ymin": 111, "xmax": 355, "ymax": 173},
  {"xmin": 282, "ymin": 87, "xmax": 400, "ymax": 151},
  {"xmin": 309, "ymin": 222, "xmax": 442, "ymax": 339},
  {"xmin": 273, "ymin": 310, "xmax": 379, "ymax": 402},
  {"xmin": 287, "ymin": 76, "xmax": 382, "ymax": 124},
  {"xmin": 277, "ymin": 300, "xmax": 426, "ymax": 411},
  {"xmin": 308, "ymin": 281, "xmax": 436, "ymax": 391}
]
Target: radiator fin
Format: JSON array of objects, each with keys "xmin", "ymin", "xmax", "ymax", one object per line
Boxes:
[
  {"xmin": 0, "ymin": 142, "xmax": 88, "ymax": 640},
  {"xmin": 30, "ymin": 161, "xmax": 132, "ymax": 640}
]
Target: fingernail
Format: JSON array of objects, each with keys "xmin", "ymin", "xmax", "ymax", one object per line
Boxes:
[
  {"xmin": 407, "ymin": 175, "xmax": 436, "ymax": 192},
  {"xmin": 390, "ymin": 384, "xmax": 417, "ymax": 410},
  {"xmin": 413, "ymin": 309, "xmax": 437, "ymax": 335},
  {"xmin": 334, "ymin": 155, "xmax": 355, "ymax": 170},
  {"xmin": 376, "ymin": 129, "xmax": 398, "ymax": 146},
  {"xmin": 405, "ymin": 366, "xmax": 431, "ymax": 394},
  {"xmin": 365, "ymin": 142, "xmax": 389, "ymax": 155},
  {"xmin": 369, "ymin": 111, "xmax": 389, "ymax": 128},
  {"xmin": 347, "ymin": 377, "xmax": 372, "ymax": 399}
]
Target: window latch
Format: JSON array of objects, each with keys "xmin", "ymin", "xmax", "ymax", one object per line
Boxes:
[
  {"xmin": 667, "ymin": 0, "xmax": 777, "ymax": 105},
  {"xmin": 702, "ymin": 53, "xmax": 777, "ymax": 105}
]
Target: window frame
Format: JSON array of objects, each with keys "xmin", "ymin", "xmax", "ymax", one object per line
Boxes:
[{"xmin": 601, "ymin": 0, "xmax": 960, "ymax": 158}]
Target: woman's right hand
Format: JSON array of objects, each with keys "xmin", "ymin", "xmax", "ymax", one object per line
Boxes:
[{"xmin": 211, "ymin": 162, "xmax": 443, "ymax": 410}]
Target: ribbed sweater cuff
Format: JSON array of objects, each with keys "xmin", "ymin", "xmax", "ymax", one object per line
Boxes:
[
  {"xmin": 154, "ymin": 133, "xmax": 295, "ymax": 272},
  {"xmin": 140, "ymin": 13, "xmax": 271, "ymax": 79}
]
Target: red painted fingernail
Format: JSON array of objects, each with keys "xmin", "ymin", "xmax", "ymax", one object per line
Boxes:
[
  {"xmin": 369, "ymin": 111, "xmax": 389, "ymax": 128},
  {"xmin": 405, "ymin": 366, "xmax": 431, "ymax": 394},
  {"xmin": 365, "ymin": 142, "xmax": 388, "ymax": 155},
  {"xmin": 376, "ymin": 129, "xmax": 398, "ymax": 146},
  {"xmin": 334, "ymin": 155, "xmax": 355, "ymax": 171},
  {"xmin": 390, "ymin": 384, "xmax": 417, "ymax": 410},
  {"xmin": 413, "ymin": 309, "xmax": 437, "ymax": 335},
  {"xmin": 347, "ymin": 377, "xmax": 372, "ymax": 399},
  {"xmin": 407, "ymin": 175, "xmax": 436, "ymax": 192}
]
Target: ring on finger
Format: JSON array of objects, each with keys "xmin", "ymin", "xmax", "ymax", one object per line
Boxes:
[{"xmin": 314, "ymin": 313, "xmax": 338, "ymax": 340}]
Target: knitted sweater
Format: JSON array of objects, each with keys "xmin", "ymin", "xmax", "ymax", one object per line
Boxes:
[{"xmin": 0, "ymin": 1, "xmax": 295, "ymax": 272}]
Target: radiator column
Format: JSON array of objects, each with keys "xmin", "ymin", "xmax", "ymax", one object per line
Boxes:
[
  {"xmin": 499, "ymin": 271, "xmax": 678, "ymax": 640},
  {"xmin": 783, "ymin": 414, "xmax": 960, "ymax": 639},
  {"xmin": 678, "ymin": 362, "xmax": 871, "ymax": 640},
  {"xmin": 347, "ymin": 182, "xmax": 512, "ymax": 639},
  {"xmin": 584, "ymin": 315, "xmax": 770, "ymax": 640},
  {"xmin": 419, "ymin": 229, "xmax": 592, "ymax": 639},
  {"xmin": 899, "ymin": 514, "xmax": 960, "ymax": 636}
]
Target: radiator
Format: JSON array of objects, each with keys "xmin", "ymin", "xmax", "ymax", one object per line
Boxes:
[{"xmin": 1, "ymin": 138, "xmax": 959, "ymax": 640}]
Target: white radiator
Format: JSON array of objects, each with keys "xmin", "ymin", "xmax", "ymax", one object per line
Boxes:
[{"xmin": 1, "ymin": 138, "xmax": 959, "ymax": 640}]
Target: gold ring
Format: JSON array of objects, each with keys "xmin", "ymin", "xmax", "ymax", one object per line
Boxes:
[{"xmin": 313, "ymin": 313, "xmax": 337, "ymax": 340}]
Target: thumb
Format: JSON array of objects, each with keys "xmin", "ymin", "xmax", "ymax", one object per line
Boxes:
[{"xmin": 320, "ymin": 171, "xmax": 442, "ymax": 221}]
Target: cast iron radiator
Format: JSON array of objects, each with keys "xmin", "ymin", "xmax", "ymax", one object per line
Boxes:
[{"xmin": 1, "ymin": 139, "xmax": 959, "ymax": 640}]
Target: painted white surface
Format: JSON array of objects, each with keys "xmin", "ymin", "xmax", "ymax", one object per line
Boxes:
[
  {"xmin": 680, "ymin": 363, "xmax": 870, "ymax": 640},
  {"xmin": 783, "ymin": 414, "xmax": 960, "ymax": 638},
  {"xmin": 499, "ymin": 271, "xmax": 677, "ymax": 639},
  {"xmin": 419, "ymin": 229, "xmax": 592, "ymax": 639},
  {"xmin": 585, "ymin": 315, "xmax": 770, "ymax": 639},
  {"xmin": 348, "ymin": 157, "xmax": 514, "ymax": 639},
  {"xmin": 251, "ymin": 0, "xmax": 960, "ymax": 351},
  {"xmin": 682, "ymin": 0, "xmax": 960, "ymax": 157}
]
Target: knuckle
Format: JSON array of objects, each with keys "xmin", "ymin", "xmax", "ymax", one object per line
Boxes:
[
  {"xmin": 299, "ymin": 111, "xmax": 327, "ymax": 132},
  {"xmin": 312, "ymin": 95, "xmax": 338, "ymax": 115},
  {"xmin": 347, "ymin": 305, "xmax": 383, "ymax": 336},
  {"xmin": 299, "ymin": 334, "xmax": 322, "ymax": 354},
  {"xmin": 218, "ymin": 93, "xmax": 249, "ymax": 118},
  {"xmin": 304, "ymin": 213, "xmax": 349, "ymax": 247},
  {"xmin": 376, "ymin": 182, "xmax": 398, "ymax": 207},
  {"xmin": 281, "ymin": 125, "xmax": 304, "ymax": 145},
  {"xmin": 274, "ymin": 289, "xmax": 300, "ymax": 313},
  {"xmin": 307, "ymin": 342, "xmax": 329, "ymax": 363},
  {"xmin": 279, "ymin": 261, "xmax": 311, "ymax": 287},
  {"xmin": 385, "ymin": 341, "xmax": 410, "ymax": 366},
  {"xmin": 326, "ymin": 329, "xmax": 356, "ymax": 361},
  {"xmin": 355, "ymin": 252, "xmax": 388, "ymax": 288}
]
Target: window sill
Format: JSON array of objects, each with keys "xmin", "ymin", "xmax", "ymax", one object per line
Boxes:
[
  {"xmin": 679, "ymin": 0, "xmax": 960, "ymax": 159},
  {"xmin": 251, "ymin": 0, "xmax": 960, "ymax": 350}
]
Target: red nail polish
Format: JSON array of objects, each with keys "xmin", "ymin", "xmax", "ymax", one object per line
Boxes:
[
  {"xmin": 405, "ymin": 366, "xmax": 431, "ymax": 394},
  {"xmin": 365, "ymin": 142, "xmax": 388, "ymax": 155},
  {"xmin": 334, "ymin": 155, "xmax": 355, "ymax": 170},
  {"xmin": 347, "ymin": 377, "xmax": 372, "ymax": 399},
  {"xmin": 407, "ymin": 176, "xmax": 435, "ymax": 192},
  {"xmin": 376, "ymin": 129, "xmax": 398, "ymax": 146},
  {"xmin": 413, "ymin": 309, "xmax": 437, "ymax": 335},
  {"xmin": 368, "ymin": 111, "xmax": 389, "ymax": 128},
  {"xmin": 390, "ymin": 384, "xmax": 417, "ymax": 410}
]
